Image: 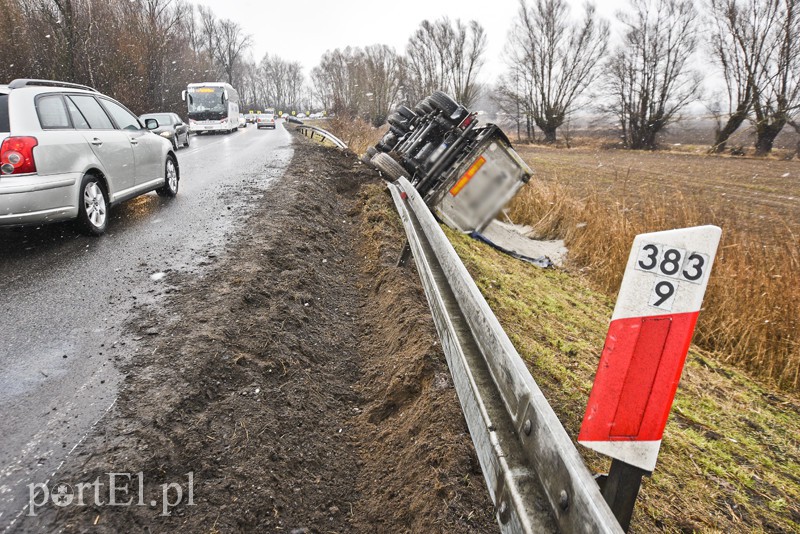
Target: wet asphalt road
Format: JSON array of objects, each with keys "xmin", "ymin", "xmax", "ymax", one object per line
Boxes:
[{"xmin": 0, "ymin": 122, "xmax": 293, "ymax": 529}]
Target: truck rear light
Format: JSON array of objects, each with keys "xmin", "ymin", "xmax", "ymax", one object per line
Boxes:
[
  {"xmin": 1, "ymin": 136, "xmax": 38, "ymax": 175},
  {"xmin": 450, "ymin": 156, "xmax": 486, "ymax": 196}
]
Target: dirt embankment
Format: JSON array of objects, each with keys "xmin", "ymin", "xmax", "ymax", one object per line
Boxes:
[{"xmin": 20, "ymin": 132, "xmax": 495, "ymax": 533}]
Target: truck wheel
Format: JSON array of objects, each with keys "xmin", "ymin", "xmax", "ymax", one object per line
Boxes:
[
  {"xmin": 372, "ymin": 153, "xmax": 408, "ymax": 181},
  {"xmin": 395, "ymin": 105, "xmax": 416, "ymax": 120},
  {"xmin": 429, "ymin": 91, "xmax": 459, "ymax": 116},
  {"xmin": 388, "ymin": 125, "xmax": 405, "ymax": 138},
  {"xmin": 361, "ymin": 146, "xmax": 378, "ymax": 165},
  {"xmin": 415, "ymin": 98, "xmax": 434, "ymax": 115},
  {"xmin": 387, "ymin": 113, "xmax": 408, "ymax": 131}
]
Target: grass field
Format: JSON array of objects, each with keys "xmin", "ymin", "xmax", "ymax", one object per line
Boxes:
[
  {"xmin": 349, "ymin": 128, "xmax": 800, "ymax": 531},
  {"xmin": 445, "ymin": 227, "xmax": 800, "ymax": 533},
  {"xmin": 508, "ymin": 144, "xmax": 800, "ymax": 391}
]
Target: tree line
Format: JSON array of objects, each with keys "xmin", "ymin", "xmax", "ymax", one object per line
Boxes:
[
  {"xmin": 495, "ymin": 0, "xmax": 800, "ymax": 154},
  {"xmin": 313, "ymin": 0, "xmax": 799, "ymax": 155},
  {"xmin": 310, "ymin": 18, "xmax": 487, "ymax": 127},
  {"xmin": 0, "ymin": 0, "xmax": 306, "ymax": 116},
  {"xmin": 1, "ymin": 0, "xmax": 797, "ymax": 154}
]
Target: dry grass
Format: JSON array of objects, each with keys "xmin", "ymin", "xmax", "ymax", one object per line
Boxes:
[
  {"xmin": 447, "ymin": 227, "xmax": 800, "ymax": 532},
  {"xmin": 508, "ymin": 145, "xmax": 800, "ymax": 391},
  {"xmin": 313, "ymin": 116, "xmax": 385, "ymax": 156}
]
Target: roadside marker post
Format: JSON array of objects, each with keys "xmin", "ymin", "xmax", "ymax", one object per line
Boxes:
[{"xmin": 579, "ymin": 225, "xmax": 721, "ymax": 530}]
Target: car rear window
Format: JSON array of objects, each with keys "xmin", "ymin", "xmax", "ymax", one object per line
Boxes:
[
  {"xmin": 68, "ymin": 95, "xmax": 114, "ymax": 129},
  {"xmin": 0, "ymin": 94, "xmax": 8, "ymax": 132},
  {"xmin": 36, "ymin": 95, "xmax": 71, "ymax": 129}
]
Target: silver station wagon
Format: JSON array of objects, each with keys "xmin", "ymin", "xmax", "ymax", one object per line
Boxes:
[{"xmin": 0, "ymin": 79, "xmax": 179, "ymax": 235}]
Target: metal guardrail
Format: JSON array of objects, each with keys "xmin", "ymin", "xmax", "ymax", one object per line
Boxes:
[
  {"xmin": 388, "ymin": 177, "xmax": 623, "ymax": 534},
  {"xmin": 296, "ymin": 125, "xmax": 348, "ymax": 149}
]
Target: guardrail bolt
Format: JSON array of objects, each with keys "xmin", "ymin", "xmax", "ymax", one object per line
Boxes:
[
  {"xmin": 559, "ymin": 490, "xmax": 569, "ymax": 511},
  {"xmin": 523, "ymin": 419, "xmax": 532, "ymax": 436},
  {"xmin": 497, "ymin": 500, "xmax": 510, "ymax": 523}
]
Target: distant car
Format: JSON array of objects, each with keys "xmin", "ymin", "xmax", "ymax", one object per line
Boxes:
[
  {"xmin": 139, "ymin": 112, "xmax": 189, "ymax": 150},
  {"xmin": 238, "ymin": 116, "xmax": 247, "ymax": 128},
  {"xmin": 256, "ymin": 113, "xmax": 276, "ymax": 129},
  {"xmin": 245, "ymin": 113, "xmax": 256, "ymax": 123},
  {"xmin": 297, "ymin": 113, "xmax": 307, "ymax": 119},
  {"xmin": 0, "ymin": 79, "xmax": 179, "ymax": 235}
]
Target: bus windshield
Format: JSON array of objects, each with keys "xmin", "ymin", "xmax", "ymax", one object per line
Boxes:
[{"xmin": 187, "ymin": 87, "xmax": 227, "ymax": 120}]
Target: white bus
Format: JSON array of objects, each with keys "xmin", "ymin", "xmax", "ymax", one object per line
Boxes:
[{"xmin": 182, "ymin": 82, "xmax": 240, "ymax": 134}]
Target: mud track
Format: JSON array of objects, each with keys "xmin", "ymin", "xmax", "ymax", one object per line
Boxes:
[{"xmin": 20, "ymin": 132, "xmax": 495, "ymax": 533}]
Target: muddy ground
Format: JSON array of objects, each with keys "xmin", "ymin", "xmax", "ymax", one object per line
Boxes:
[{"xmin": 19, "ymin": 132, "xmax": 496, "ymax": 533}]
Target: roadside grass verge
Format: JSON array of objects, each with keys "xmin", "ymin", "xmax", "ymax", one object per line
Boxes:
[
  {"xmin": 445, "ymin": 227, "xmax": 800, "ymax": 533},
  {"xmin": 350, "ymin": 138, "xmax": 799, "ymax": 531},
  {"xmin": 508, "ymin": 146, "xmax": 800, "ymax": 391},
  {"xmin": 307, "ymin": 116, "xmax": 384, "ymax": 155}
]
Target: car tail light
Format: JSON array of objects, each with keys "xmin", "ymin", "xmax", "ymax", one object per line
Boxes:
[{"xmin": 1, "ymin": 136, "xmax": 38, "ymax": 175}]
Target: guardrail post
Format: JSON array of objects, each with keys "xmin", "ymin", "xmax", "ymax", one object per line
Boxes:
[
  {"xmin": 396, "ymin": 241, "xmax": 412, "ymax": 267},
  {"xmin": 600, "ymin": 459, "xmax": 648, "ymax": 532}
]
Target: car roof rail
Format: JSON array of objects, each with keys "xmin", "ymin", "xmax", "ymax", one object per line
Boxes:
[{"xmin": 8, "ymin": 79, "xmax": 99, "ymax": 93}]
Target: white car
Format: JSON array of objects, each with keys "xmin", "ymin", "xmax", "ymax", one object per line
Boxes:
[
  {"xmin": 0, "ymin": 79, "xmax": 179, "ymax": 235},
  {"xmin": 256, "ymin": 113, "xmax": 276, "ymax": 129},
  {"xmin": 238, "ymin": 116, "xmax": 247, "ymax": 128}
]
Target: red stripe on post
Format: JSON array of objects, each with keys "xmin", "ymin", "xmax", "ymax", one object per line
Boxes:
[
  {"xmin": 609, "ymin": 317, "xmax": 672, "ymax": 437},
  {"xmin": 579, "ymin": 311, "xmax": 699, "ymax": 443}
]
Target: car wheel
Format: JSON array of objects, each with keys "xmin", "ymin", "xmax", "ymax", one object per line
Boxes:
[
  {"xmin": 171, "ymin": 135, "xmax": 179, "ymax": 150},
  {"xmin": 156, "ymin": 156, "xmax": 179, "ymax": 197},
  {"xmin": 372, "ymin": 153, "xmax": 408, "ymax": 181},
  {"xmin": 77, "ymin": 174, "xmax": 108, "ymax": 236}
]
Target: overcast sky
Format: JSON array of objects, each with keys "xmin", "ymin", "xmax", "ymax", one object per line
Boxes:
[{"xmin": 192, "ymin": 0, "xmax": 627, "ymax": 81}]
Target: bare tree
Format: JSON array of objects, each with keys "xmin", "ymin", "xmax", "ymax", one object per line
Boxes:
[
  {"xmin": 709, "ymin": 0, "xmax": 780, "ymax": 153},
  {"xmin": 751, "ymin": 0, "xmax": 800, "ymax": 154},
  {"xmin": 311, "ymin": 45, "xmax": 403, "ymax": 124},
  {"xmin": 312, "ymin": 47, "xmax": 363, "ymax": 117},
  {"xmin": 212, "ymin": 18, "xmax": 251, "ymax": 85},
  {"xmin": 506, "ymin": 0, "xmax": 609, "ymax": 143},
  {"xmin": 494, "ymin": 68, "xmax": 535, "ymax": 141},
  {"xmin": 361, "ymin": 45, "xmax": 404, "ymax": 125},
  {"xmin": 405, "ymin": 17, "xmax": 487, "ymax": 107},
  {"xmin": 449, "ymin": 20, "xmax": 487, "ymax": 107},
  {"xmin": 605, "ymin": 0, "xmax": 701, "ymax": 150},
  {"xmin": 788, "ymin": 119, "xmax": 800, "ymax": 157}
]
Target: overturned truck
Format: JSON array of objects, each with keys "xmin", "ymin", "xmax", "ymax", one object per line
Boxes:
[{"xmin": 364, "ymin": 90, "xmax": 533, "ymax": 234}]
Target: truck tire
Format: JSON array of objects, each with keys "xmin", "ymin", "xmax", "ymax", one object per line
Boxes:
[
  {"xmin": 361, "ymin": 146, "xmax": 378, "ymax": 165},
  {"xmin": 415, "ymin": 98, "xmax": 434, "ymax": 115},
  {"xmin": 395, "ymin": 105, "xmax": 416, "ymax": 121},
  {"xmin": 372, "ymin": 153, "xmax": 408, "ymax": 181},
  {"xmin": 429, "ymin": 91, "xmax": 459, "ymax": 116},
  {"xmin": 387, "ymin": 113, "xmax": 408, "ymax": 131}
]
